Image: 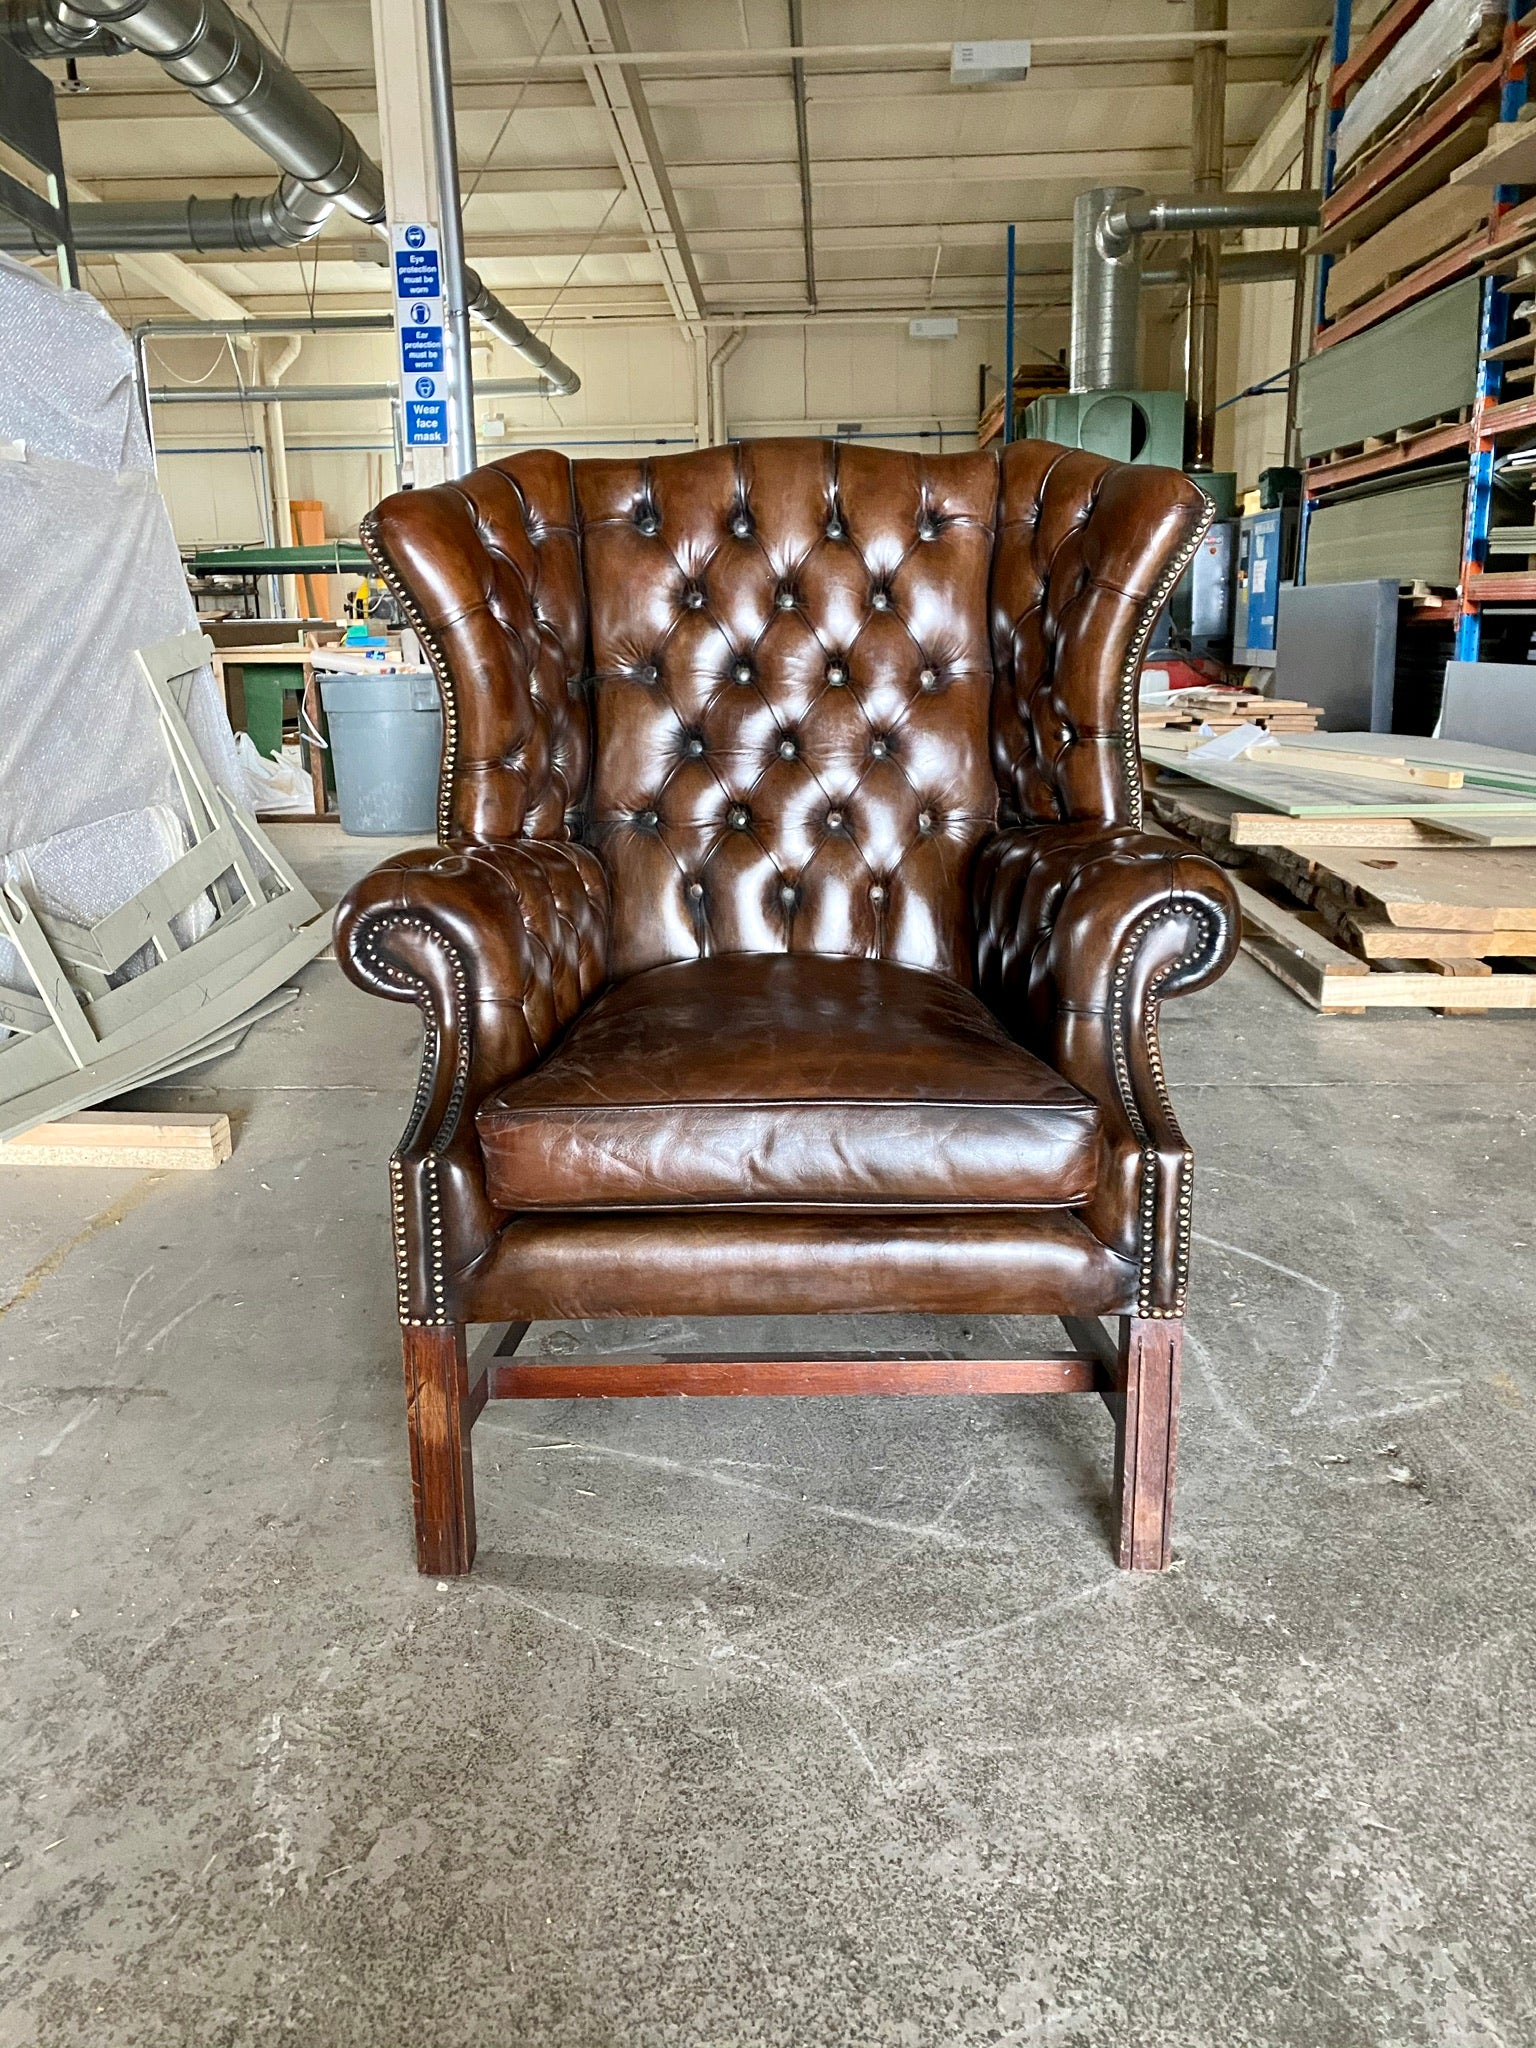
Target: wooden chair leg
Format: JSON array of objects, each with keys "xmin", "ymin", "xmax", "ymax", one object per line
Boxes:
[
  {"xmin": 1112, "ymin": 1315, "xmax": 1183, "ymax": 1571},
  {"xmin": 401, "ymin": 1323, "xmax": 476, "ymax": 1576}
]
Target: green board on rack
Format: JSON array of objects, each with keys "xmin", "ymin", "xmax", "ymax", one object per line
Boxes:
[{"xmin": 1142, "ymin": 745, "xmax": 1536, "ymax": 820}]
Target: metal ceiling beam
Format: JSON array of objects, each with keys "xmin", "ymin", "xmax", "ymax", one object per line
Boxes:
[
  {"xmin": 559, "ymin": 0, "xmax": 705, "ymax": 325},
  {"xmin": 49, "ymin": 52, "xmax": 1301, "ymax": 120},
  {"xmin": 787, "ymin": 0, "xmax": 815, "ymax": 310},
  {"xmin": 76, "ymin": 148, "xmax": 1250, "ymax": 203},
  {"xmin": 71, "ymin": 29, "xmax": 1311, "ymax": 76},
  {"xmin": 186, "ymin": 220, "xmax": 1082, "ymax": 264}
]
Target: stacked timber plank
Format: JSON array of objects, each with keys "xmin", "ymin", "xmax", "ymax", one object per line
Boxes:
[
  {"xmin": 1139, "ymin": 689, "xmax": 1323, "ymax": 742},
  {"xmin": 1144, "ymin": 732, "xmax": 1536, "ymax": 1013}
]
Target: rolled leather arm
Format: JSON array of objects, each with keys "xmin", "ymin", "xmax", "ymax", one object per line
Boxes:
[
  {"xmin": 973, "ymin": 823, "xmax": 1239, "ymax": 1315},
  {"xmin": 335, "ymin": 839, "xmax": 609, "ymax": 1324}
]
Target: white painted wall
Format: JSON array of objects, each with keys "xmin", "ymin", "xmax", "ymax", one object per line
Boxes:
[{"xmin": 150, "ymin": 311, "xmax": 1031, "ymax": 552}]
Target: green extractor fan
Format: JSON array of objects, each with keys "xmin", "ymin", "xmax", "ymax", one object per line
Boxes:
[{"xmin": 1023, "ymin": 389, "xmax": 1185, "ymax": 466}]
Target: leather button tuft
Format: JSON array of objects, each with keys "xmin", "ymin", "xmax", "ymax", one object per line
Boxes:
[
  {"xmin": 779, "ymin": 883, "xmax": 798, "ymax": 911},
  {"xmin": 919, "ymin": 666, "xmax": 940, "ymax": 690},
  {"xmin": 730, "ymin": 514, "xmax": 752, "ymax": 538},
  {"xmin": 826, "ymin": 808, "xmax": 844, "ymax": 831},
  {"xmin": 686, "ymin": 880, "xmax": 705, "ymax": 901},
  {"xmin": 778, "ymin": 735, "xmax": 799, "ymax": 760},
  {"xmin": 870, "ymin": 590, "xmax": 890, "ymax": 610},
  {"xmin": 870, "ymin": 736, "xmax": 889, "ymax": 759},
  {"xmin": 637, "ymin": 663, "xmax": 658, "ymax": 685},
  {"xmin": 869, "ymin": 883, "xmax": 887, "ymax": 905},
  {"xmin": 636, "ymin": 511, "xmax": 659, "ymax": 537},
  {"xmin": 917, "ymin": 810, "xmax": 934, "ymax": 833},
  {"xmin": 732, "ymin": 659, "xmax": 754, "ymax": 684},
  {"xmin": 636, "ymin": 809, "xmax": 659, "ymax": 829},
  {"xmin": 825, "ymin": 662, "xmax": 847, "ymax": 686},
  {"xmin": 917, "ymin": 520, "xmax": 938, "ymax": 541},
  {"xmin": 826, "ymin": 518, "xmax": 844, "ymax": 539},
  {"xmin": 684, "ymin": 586, "xmax": 706, "ymax": 610},
  {"xmin": 728, "ymin": 804, "xmax": 751, "ymax": 830},
  {"xmin": 775, "ymin": 587, "xmax": 797, "ymax": 610},
  {"xmin": 683, "ymin": 733, "xmax": 706, "ymax": 758}
]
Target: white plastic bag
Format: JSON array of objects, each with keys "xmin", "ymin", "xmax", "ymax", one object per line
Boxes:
[{"xmin": 236, "ymin": 732, "xmax": 313, "ymax": 814}]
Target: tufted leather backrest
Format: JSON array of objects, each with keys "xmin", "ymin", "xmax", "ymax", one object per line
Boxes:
[
  {"xmin": 991, "ymin": 442, "xmax": 1211, "ymax": 829},
  {"xmin": 363, "ymin": 437, "xmax": 1208, "ymax": 978},
  {"xmin": 362, "ymin": 449, "xmax": 588, "ymax": 844},
  {"xmin": 576, "ymin": 439, "xmax": 1000, "ymax": 982}
]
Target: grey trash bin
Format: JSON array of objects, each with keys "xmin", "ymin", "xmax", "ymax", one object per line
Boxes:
[{"xmin": 318, "ymin": 668, "xmax": 442, "ymax": 836}]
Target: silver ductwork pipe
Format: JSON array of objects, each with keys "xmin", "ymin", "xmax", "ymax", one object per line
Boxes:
[
  {"xmin": 1102, "ymin": 190, "xmax": 1322, "ymax": 255},
  {"xmin": 1070, "ymin": 187, "xmax": 1144, "ymax": 394},
  {"xmin": 1070, "ymin": 185, "xmax": 1321, "ymax": 396},
  {"xmin": 63, "ymin": 0, "xmax": 385, "ymax": 221},
  {"xmin": 46, "ymin": 0, "xmax": 580, "ymax": 397},
  {"xmin": 0, "ymin": 177, "xmax": 335, "ymax": 253},
  {"xmin": 0, "ymin": 0, "xmax": 126, "ymax": 54},
  {"xmin": 464, "ymin": 274, "xmax": 581, "ymax": 398},
  {"xmin": 1143, "ymin": 249, "xmax": 1305, "ymax": 288},
  {"xmin": 148, "ymin": 377, "xmax": 551, "ymax": 404}
]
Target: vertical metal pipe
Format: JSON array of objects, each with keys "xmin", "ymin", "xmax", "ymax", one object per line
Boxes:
[
  {"xmin": 1004, "ymin": 222, "xmax": 1016, "ymax": 443},
  {"xmin": 788, "ymin": 0, "xmax": 816, "ymax": 309},
  {"xmin": 1284, "ymin": 63, "xmax": 1321, "ymax": 469},
  {"xmin": 1298, "ymin": 0, "xmax": 1354, "ymax": 587},
  {"xmin": 1186, "ymin": 0, "xmax": 1227, "ymax": 469},
  {"xmin": 422, "ymin": 0, "xmax": 475, "ymax": 477}
]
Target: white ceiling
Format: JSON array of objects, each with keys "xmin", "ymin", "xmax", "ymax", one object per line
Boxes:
[{"xmin": 40, "ymin": 0, "xmax": 1328, "ymax": 335}]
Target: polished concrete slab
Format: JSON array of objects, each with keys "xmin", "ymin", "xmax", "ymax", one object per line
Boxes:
[{"xmin": 1, "ymin": 826, "xmax": 1532, "ymax": 2047}]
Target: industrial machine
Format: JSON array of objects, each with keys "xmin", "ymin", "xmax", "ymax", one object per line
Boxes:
[
  {"xmin": 1234, "ymin": 505, "xmax": 1300, "ymax": 669},
  {"xmin": 1022, "ymin": 389, "xmax": 1185, "ymax": 467}
]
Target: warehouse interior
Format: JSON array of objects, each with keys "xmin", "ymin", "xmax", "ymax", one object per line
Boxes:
[{"xmin": 2, "ymin": 2, "xmax": 1534, "ymax": 2042}]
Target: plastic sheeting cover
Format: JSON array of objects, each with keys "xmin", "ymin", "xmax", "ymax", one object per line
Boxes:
[
  {"xmin": 1334, "ymin": 0, "xmax": 1503, "ymax": 171},
  {"xmin": 0, "ymin": 255, "xmax": 248, "ymax": 958}
]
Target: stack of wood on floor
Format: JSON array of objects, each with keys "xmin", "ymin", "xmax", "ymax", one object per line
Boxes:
[
  {"xmin": 1139, "ymin": 689, "xmax": 1324, "ymax": 743},
  {"xmin": 1144, "ymin": 729, "xmax": 1536, "ymax": 1012}
]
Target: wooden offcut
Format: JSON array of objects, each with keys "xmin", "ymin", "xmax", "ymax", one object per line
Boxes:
[
  {"xmin": 0, "ymin": 1110, "xmax": 233, "ymax": 1170},
  {"xmin": 1324, "ymin": 183, "xmax": 1488, "ymax": 316},
  {"xmin": 1295, "ymin": 846, "xmax": 1536, "ymax": 929}
]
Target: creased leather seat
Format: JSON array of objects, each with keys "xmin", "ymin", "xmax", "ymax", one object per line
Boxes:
[
  {"xmin": 336, "ymin": 437, "xmax": 1243, "ymax": 1579},
  {"xmin": 477, "ymin": 953, "xmax": 1102, "ymax": 1211}
]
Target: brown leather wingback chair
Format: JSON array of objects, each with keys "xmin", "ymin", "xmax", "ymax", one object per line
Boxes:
[{"xmin": 337, "ymin": 439, "xmax": 1239, "ymax": 1578}]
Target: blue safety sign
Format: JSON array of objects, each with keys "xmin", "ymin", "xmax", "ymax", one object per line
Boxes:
[
  {"xmin": 394, "ymin": 249, "xmax": 441, "ymax": 297},
  {"xmin": 391, "ymin": 223, "xmax": 450, "ymax": 447},
  {"xmin": 405, "ymin": 399, "xmax": 448, "ymax": 444},
  {"xmin": 400, "ymin": 325, "xmax": 444, "ymax": 374}
]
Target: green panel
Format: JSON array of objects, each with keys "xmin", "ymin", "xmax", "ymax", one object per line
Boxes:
[
  {"xmin": 189, "ymin": 543, "xmax": 370, "ymax": 573},
  {"xmin": 1306, "ymin": 474, "xmax": 1467, "ymax": 589},
  {"xmin": 1297, "ymin": 278, "xmax": 1481, "ymax": 458},
  {"xmin": 1023, "ymin": 389, "xmax": 1186, "ymax": 466},
  {"xmin": 238, "ymin": 662, "xmax": 306, "ymax": 761}
]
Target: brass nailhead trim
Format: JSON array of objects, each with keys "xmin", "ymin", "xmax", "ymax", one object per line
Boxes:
[
  {"xmin": 359, "ymin": 911, "xmax": 471, "ymax": 1326},
  {"xmin": 1108, "ymin": 897, "xmax": 1214, "ymax": 1317},
  {"xmin": 1116, "ymin": 498, "xmax": 1214, "ymax": 832},
  {"xmin": 361, "ymin": 521, "xmax": 459, "ymax": 845}
]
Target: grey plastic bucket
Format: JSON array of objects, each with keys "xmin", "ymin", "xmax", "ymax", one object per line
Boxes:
[{"xmin": 318, "ymin": 669, "xmax": 442, "ymax": 836}]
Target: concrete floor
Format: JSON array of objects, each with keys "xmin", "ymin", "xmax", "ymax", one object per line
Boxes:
[{"xmin": 2, "ymin": 824, "xmax": 1533, "ymax": 2048}]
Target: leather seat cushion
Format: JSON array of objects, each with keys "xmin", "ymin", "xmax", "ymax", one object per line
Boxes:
[{"xmin": 477, "ymin": 953, "xmax": 1101, "ymax": 1210}]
